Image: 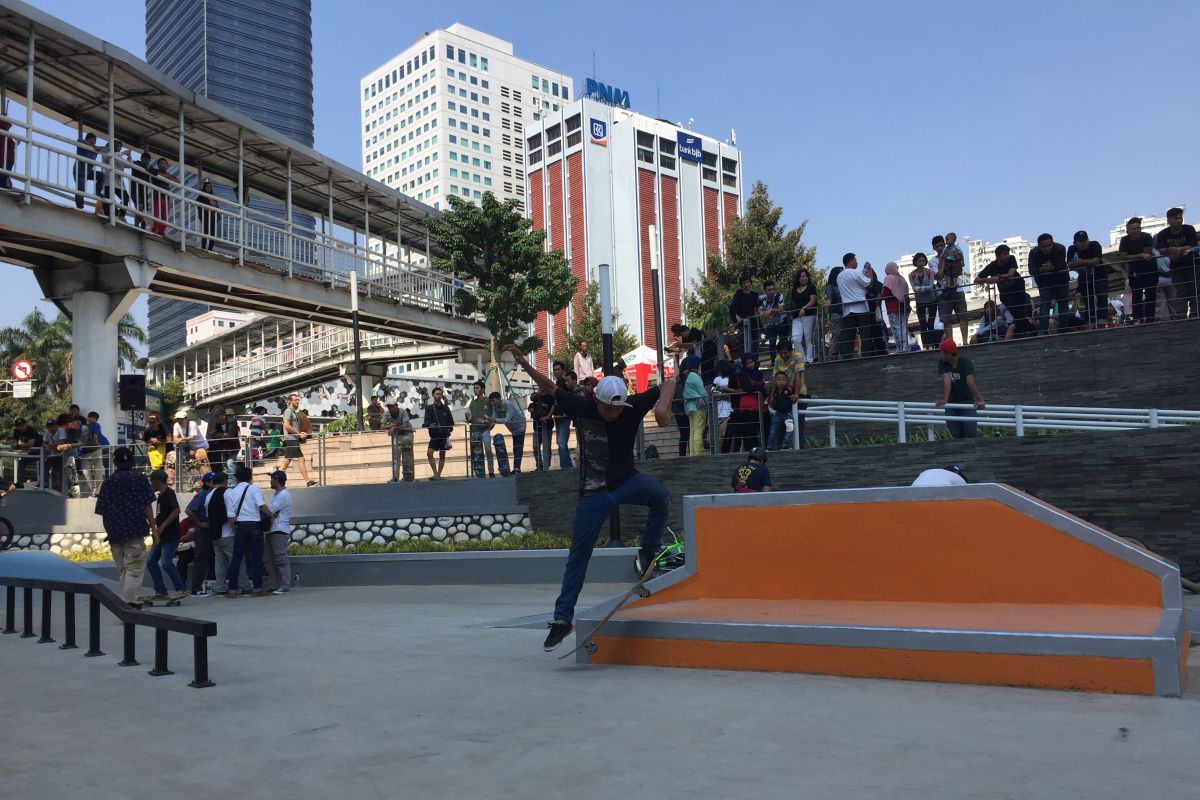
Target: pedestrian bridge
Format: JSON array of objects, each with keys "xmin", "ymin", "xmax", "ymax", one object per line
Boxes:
[{"xmin": 0, "ymin": 0, "xmax": 488, "ymax": 431}]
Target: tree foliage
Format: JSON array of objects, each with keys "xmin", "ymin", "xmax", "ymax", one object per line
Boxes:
[
  {"xmin": 427, "ymin": 192, "xmax": 576, "ymax": 353},
  {"xmin": 0, "ymin": 307, "xmax": 147, "ymax": 434},
  {"xmin": 683, "ymin": 180, "xmax": 820, "ymax": 334},
  {"xmin": 549, "ymin": 281, "xmax": 639, "ymax": 370}
]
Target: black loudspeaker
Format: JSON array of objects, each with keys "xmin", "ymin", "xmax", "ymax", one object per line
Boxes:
[{"xmin": 118, "ymin": 374, "xmax": 146, "ymax": 410}]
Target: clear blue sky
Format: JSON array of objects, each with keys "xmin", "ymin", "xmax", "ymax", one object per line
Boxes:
[{"xmin": 5, "ymin": 0, "xmax": 1198, "ymax": 337}]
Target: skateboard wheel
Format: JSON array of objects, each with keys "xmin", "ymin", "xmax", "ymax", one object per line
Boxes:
[
  {"xmin": 584, "ymin": 640, "xmax": 598, "ymax": 655},
  {"xmin": 636, "ymin": 587, "xmax": 651, "ymax": 598}
]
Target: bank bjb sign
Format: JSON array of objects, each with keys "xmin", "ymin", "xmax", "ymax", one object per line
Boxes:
[
  {"xmin": 584, "ymin": 78, "xmax": 630, "ymax": 109},
  {"xmin": 677, "ymin": 132, "xmax": 703, "ymax": 163}
]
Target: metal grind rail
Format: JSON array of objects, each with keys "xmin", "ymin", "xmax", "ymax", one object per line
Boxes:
[{"xmin": 1, "ymin": 576, "xmax": 217, "ymax": 687}]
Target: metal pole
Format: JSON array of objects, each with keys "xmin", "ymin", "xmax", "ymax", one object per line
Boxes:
[
  {"xmin": 3, "ymin": 585, "xmax": 14, "ymax": 633},
  {"xmin": 21, "ymin": 587, "xmax": 33, "ymax": 637},
  {"xmin": 363, "ymin": 189, "xmax": 372, "ymax": 296},
  {"xmin": 597, "ymin": 262, "xmax": 621, "ymax": 546},
  {"xmin": 237, "ymin": 129, "xmax": 245, "ymax": 265},
  {"xmin": 148, "ymin": 628, "xmax": 173, "ymax": 677},
  {"xmin": 22, "ymin": 26, "xmax": 34, "ymax": 204},
  {"xmin": 177, "ymin": 102, "xmax": 186, "ymax": 250},
  {"xmin": 648, "ymin": 224, "xmax": 665, "ymax": 381},
  {"xmin": 37, "ymin": 589, "xmax": 54, "ymax": 643},
  {"xmin": 106, "ymin": 62, "xmax": 115, "ymax": 225},
  {"xmin": 189, "ymin": 635, "xmax": 215, "ymax": 688},
  {"xmin": 85, "ymin": 595, "xmax": 103, "ymax": 656},
  {"xmin": 118, "ymin": 622, "xmax": 138, "ymax": 666},
  {"xmin": 350, "ymin": 270, "xmax": 365, "ymax": 432}
]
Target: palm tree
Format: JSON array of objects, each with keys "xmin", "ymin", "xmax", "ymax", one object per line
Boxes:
[{"xmin": 0, "ymin": 308, "xmax": 147, "ymax": 400}]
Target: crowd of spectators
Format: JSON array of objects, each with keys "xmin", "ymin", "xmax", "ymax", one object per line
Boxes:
[{"xmin": 8, "ymin": 406, "xmax": 110, "ymax": 496}]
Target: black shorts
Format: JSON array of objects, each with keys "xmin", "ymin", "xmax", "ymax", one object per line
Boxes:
[
  {"xmin": 282, "ymin": 439, "xmax": 303, "ymax": 459},
  {"xmin": 427, "ymin": 435, "xmax": 451, "ymax": 452}
]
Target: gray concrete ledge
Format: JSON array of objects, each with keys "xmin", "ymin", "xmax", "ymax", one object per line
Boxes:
[{"xmin": 78, "ymin": 546, "xmax": 641, "ymax": 587}]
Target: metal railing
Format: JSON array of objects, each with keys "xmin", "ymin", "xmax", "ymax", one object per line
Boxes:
[
  {"xmin": 800, "ymin": 398, "xmax": 1200, "ymax": 447},
  {"xmin": 1, "ymin": 576, "xmax": 217, "ymax": 687},
  {"xmin": 182, "ymin": 329, "xmax": 416, "ymax": 399},
  {"xmin": 0, "ymin": 112, "xmax": 469, "ymax": 316},
  {"xmin": 712, "ymin": 261, "xmax": 1199, "ymax": 367}
]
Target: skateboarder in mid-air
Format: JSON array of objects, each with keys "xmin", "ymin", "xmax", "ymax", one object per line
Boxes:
[{"xmin": 504, "ymin": 345, "xmax": 677, "ymax": 652}]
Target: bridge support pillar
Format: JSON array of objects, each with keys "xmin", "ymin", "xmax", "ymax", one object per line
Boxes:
[
  {"xmin": 70, "ymin": 290, "xmax": 134, "ymax": 442},
  {"xmin": 342, "ymin": 364, "xmax": 386, "ymax": 405}
]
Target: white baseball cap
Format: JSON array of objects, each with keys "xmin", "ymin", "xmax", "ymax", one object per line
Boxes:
[{"xmin": 594, "ymin": 375, "xmax": 632, "ymax": 408}]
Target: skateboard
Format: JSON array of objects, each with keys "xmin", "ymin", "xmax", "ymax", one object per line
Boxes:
[
  {"xmin": 137, "ymin": 594, "xmax": 184, "ymax": 607},
  {"xmin": 470, "ymin": 430, "xmax": 486, "ymax": 479},
  {"xmin": 558, "ymin": 559, "xmax": 657, "ymax": 661},
  {"xmin": 493, "ymin": 434, "xmax": 510, "ymax": 477}
]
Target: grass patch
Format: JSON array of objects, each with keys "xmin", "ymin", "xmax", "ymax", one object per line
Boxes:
[
  {"xmin": 59, "ymin": 531, "xmax": 571, "ymax": 562},
  {"xmin": 289, "ymin": 531, "xmax": 570, "ymax": 555}
]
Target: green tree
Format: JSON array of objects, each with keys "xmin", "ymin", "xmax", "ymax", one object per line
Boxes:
[
  {"xmin": 0, "ymin": 309, "xmax": 148, "ymax": 437},
  {"xmin": 428, "ymin": 193, "xmax": 576, "ymax": 354},
  {"xmin": 683, "ymin": 180, "xmax": 819, "ymax": 333},
  {"xmin": 151, "ymin": 376, "xmax": 185, "ymax": 408},
  {"xmin": 550, "ymin": 281, "xmax": 639, "ymax": 370}
]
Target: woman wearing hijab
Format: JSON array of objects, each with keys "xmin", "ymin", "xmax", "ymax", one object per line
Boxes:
[
  {"xmin": 730, "ymin": 352, "xmax": 765, "ymax": 452},
  {"xmin": 882, "ymin": 262, "xmax": 912, "ymax": 354}
]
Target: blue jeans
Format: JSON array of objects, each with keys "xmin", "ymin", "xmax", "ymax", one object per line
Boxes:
[
  {"xmin": 553, "ymin": 472, "xmax": 670, "ymax": 623},
  {"xmin": 226, "ymin": 521, "xmax": 265, "ymax": 592},
  {"xmin": 945, "ymin": 407, "xmax": 978, "ymax": 439},
  {"xmin": 1037, "ymin": 282, "xmax": 1069, "ymax": 334},
  {"xmin": 555, "ymin": 417, "xmax": 573, "ymax": 468},
  {"xmin": 146, "ymin": 538, "xmax": 185, "ymax": 594},
  {"xmin": 767, "ymin": 409, "xmax": 792, "ymax": 450}
]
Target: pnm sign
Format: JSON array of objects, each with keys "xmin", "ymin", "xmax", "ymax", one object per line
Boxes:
[
  {"xmin": 677, "ymin": 132, "xmax": 703, "ymax": 163},
  {"xmin": 584, "ymin": 78, "xmax": 630, "ymax": 109}
]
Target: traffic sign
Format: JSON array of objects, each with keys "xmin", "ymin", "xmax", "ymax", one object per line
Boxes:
[
  {"xmin": 12, "ymin": 381, "xmax": 32, "ymax": 399},
  {"xmin": 11, "ymin": 359, "xmax": 32, "ymax": 381}
]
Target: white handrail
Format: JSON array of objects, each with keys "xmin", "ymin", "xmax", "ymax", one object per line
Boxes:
[{"xmin": 800, "ymin": 397, "xmax": 1200, "ymax": 447}]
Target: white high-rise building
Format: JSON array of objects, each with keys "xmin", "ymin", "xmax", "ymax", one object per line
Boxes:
[{"xmin": 359, "ymin": 24, "xmax": 573, "ymax": 212}]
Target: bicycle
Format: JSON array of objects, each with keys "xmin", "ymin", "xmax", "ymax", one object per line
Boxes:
[{"xmin": 653, "ymin": 525, "xmax": 686, "ymax": 573}]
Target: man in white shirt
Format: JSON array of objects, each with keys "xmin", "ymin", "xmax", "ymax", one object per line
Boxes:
[
  {"xmin": 221, "ymin": 465, "xmax": 271, "ymax": 597},
  {"xmin": 172, "ymin": 409, "xmax": 211, "ymax": 474},
  {"xmin": 835, "ymin": 252, "xmax": 877, "ymax": 359},
  {"xmin": 911, "ymin": 465, "xmax": 968, "ymax": 487},
  {"xmin": 205, "ymin": 472, "xmax": 249, "ymax": 594},
  {"xmin": 263, "ymin": 470, "xmax": 293, "ymax": 595},
  {"xmin": 573, "ymin": 340, "xmax": 595, "ymax": 381}
]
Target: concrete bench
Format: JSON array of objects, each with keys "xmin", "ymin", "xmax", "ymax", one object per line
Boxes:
[{"xmin": 573, "ymin": 484, "xmax": 1188, "ymax": 696}]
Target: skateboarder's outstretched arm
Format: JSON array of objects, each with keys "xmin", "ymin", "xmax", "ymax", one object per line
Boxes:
[{"xmin": 506, "ymin": 346, "xmax": 556, "ymax": 395}]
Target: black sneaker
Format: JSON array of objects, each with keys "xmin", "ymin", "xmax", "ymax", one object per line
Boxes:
[
  {"xmin": 635, "ymin": 547, "xmax": 661, "ymax": 577},
  {"xmin": 543, "ymin": 619, "xmax": 573, "ymax": 652}
]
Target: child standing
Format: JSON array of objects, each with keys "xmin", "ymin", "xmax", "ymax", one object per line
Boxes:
[
  {"xmin": 731, "ymin": 447, "xmax": 772, "ymax": 493},
  {"xmin": 766, "ymin": 371, "xmax": 795, "ymax": 450}
]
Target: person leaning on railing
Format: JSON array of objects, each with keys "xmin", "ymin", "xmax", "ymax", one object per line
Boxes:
[
  {"xmin": 1155, "ymin": 207, "xmax": 1199, "ymax": 320},
  {"xmin": 383, "ymin": 400, "xmax": 415, "ymax": 482}
]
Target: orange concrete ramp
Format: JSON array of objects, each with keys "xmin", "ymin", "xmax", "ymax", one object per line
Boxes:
[{"xmin": 572, "ymin": 485, "xmax": 1188, "ymax": 696}]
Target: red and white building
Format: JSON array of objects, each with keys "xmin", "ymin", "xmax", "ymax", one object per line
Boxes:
[{"xmin": 524, "ymin": 97, "xmax": 743, "ymax": 370}]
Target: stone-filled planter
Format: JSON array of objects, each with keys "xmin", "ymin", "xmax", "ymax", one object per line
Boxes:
[
  {"xmin": 293, "ymin": 513, "xmax": 531, "ymax": 547},
  {"xmin": 3, "ymin": 514, "xmax": 532, "ymax": 554}
]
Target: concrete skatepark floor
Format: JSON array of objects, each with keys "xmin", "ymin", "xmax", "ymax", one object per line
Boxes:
[{"xmin": 3, "ymin": 585, "xmax": 1198, "ymax": 800}]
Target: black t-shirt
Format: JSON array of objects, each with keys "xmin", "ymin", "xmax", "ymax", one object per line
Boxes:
[
  {"xmin": 732, "ymin": 462, "xmax": 770, "ymax": 492},
  {"xmin": 143, "ymin": 422, "xmax": 171, "ymax": 449},
  {"xmin": 1155, "ymin": 225, "xmax": 1198, "ymax": 269},
  {"xmin": 791, "ymin": 284, "xmax": 817, "ymax": 317},
  {"xmin": 156, "ymin": 487, "xmax": 181, "ymax": 543},
  {"xmin": 976, "ymin": 257, "xmax": 1027, "ymax": 307},
  {"xmin": 938, "ymin": 356, "xmax": 976, "ymax": 405},
  {"xmin": 555, "ymin": 385, "xmax": 660, "ymax": 496},
  {"xmin": 1028, "ymin": 243, "xmax": 1068, "ymax": 287},
  {"xmin": 1067, "ymin": 241, "xmax": 1105, "ymax": 274},
  {"xmin": 13, "ymin": 427, "xmax": 42, "ymax": 450},
  {"xmin": 730, "ymin": 290, "xmax": 758, "ymax": 322},
  {"xmin": 532, "ymin": 391, "xmax": 555, "ymax": 423},
  {"xmin": 1119, "ymin": 232, "xmax": 1154, "ymax": 267}
]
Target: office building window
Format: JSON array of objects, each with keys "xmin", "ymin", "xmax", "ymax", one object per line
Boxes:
[
  {"xmin": 470, "ymin": 75, "xmax": 477, "ymax": 86},
  {"xmin": 481, "ymin": 57, "xmax": 488, "ymax": 71},
  {"xmin": 552, "ymin": 82, "xmax": 559, "ymax": 97},
  {"xmin": 458, "ymin": 48, "xmax": 466, "ymax": 63},
  {"xmin": 531, "ymin": 75, "xmax": 540, "ymax": 89},
  {"xmin": 469, "ymin": 54, "xmax": 477, "ymax": 67}
]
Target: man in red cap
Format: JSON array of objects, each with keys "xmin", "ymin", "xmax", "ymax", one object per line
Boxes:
[{"xmin": 935, "ymin": 339, "xmax": 986, "ymax": 439}]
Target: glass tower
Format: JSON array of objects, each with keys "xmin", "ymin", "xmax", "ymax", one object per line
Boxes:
[{"xmin": 144, "ymin": 0, "xmax": 314, "ymax": 357}]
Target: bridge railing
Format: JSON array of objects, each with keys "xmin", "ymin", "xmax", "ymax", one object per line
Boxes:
[
  {"xmin": 182, "ymin": 328, "xmax": 415, "ymax": 399},
  {"xmin": 0, "ymin": 112, "xmax": 468, "ymax": 317},
  {"xmin": 1, "ymin": 575, "xmax": 217, "ymax": 687},
  {"xmin": 798, "ymin": 398, "xmax": 1200, "ymax": 447}
]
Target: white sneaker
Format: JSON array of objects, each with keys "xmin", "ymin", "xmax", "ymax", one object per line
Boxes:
[{"xmin": 272, "ymin": 587, "xmax": 290, "ymax": 595}]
